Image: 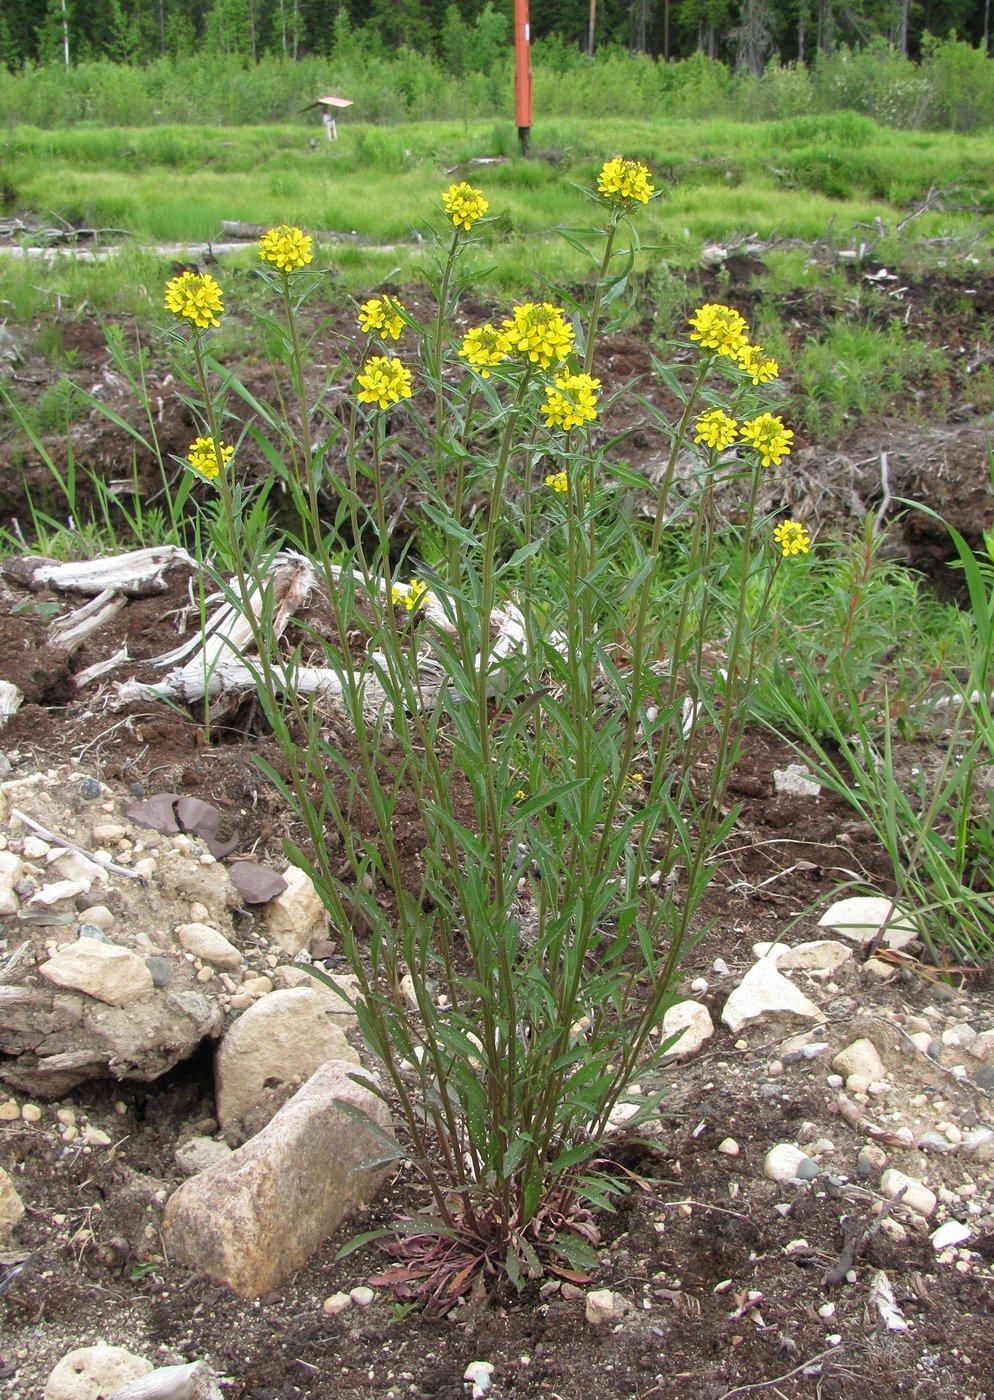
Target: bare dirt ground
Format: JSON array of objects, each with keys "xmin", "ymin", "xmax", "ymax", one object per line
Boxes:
[{"xmin": 1, "ymin": 252, "xmax": 994, "ymax": 1399}]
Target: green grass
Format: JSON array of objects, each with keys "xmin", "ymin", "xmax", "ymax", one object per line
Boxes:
[{"xmin": 3, "ymin": 116, "xmax": 993, "ymax": 275}]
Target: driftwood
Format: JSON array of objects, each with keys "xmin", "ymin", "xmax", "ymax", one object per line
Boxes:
[
  {"xmin": 0, "ymin": 680, "xmax": 23, "ymax": 727},
  {"xmin": 5, "ymin": 546, "xmax": 196, "ymax": 596},
  {"xmin": 47, "ymin": 587, "xmax": 127, "ymax": 655}
]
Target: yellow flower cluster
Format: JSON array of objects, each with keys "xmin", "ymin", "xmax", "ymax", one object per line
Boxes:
[
  {"xmin": 459, "ymin": 323, "xmax": 511, "ymax": 377},
  {"xmin": 740, "ymin": 412, "xmax": 794, "ymax": 468},
  {"xmin": 597, "ymin": 157, "xmax": 654, "ymax": 207},
  {"xmin": 545, "ymin": 470, "xmax": 569, "ymax": 494},
  {"xmin": 541, "ymin": 371, "xmax": 601, "ymax": 431},
  {"xmin": 688, "ymin": 303, "xmax": 750, "ymax": 360},
  {"xmin": 502, "ymin": 303, "xmax": 575, "ymax": 370},
  {"xmin": 358, "ymin": 294, "xmax": 406, "ymax": 341},
  {"xmin": 258, "ymin": 225, "xmax": 313, "ymax": 272},
  {"xmin": 186, "ymin": 435, "xmax": 233, "ymax": 481},
  {"xmin": 694, "ymin": 408, "xmax": 738, "ymax": 452},
  {"xmin": 164, "ymin": 271, "xmax": 224, "ymax": 329},
  {"xmin": 689, "ymin": 304, "xmax": 780, "ymax": 385},
  {"xmin": 356, "ymin": 356, "xmax": 413, "ymax": 410},
  {"xmin": 773, "ymin": 519, "xmax": 812, "ymax": 556},
  {"xmin": 441, "ymin": 182, "xmax": 489, "ymax": 231},
  {"xmin": 391, "ymin": 578, "xmax": 431, "ymax": 611},
  {"xmin": 738, "ymin": 342, "xmax": 779, "ymax": 385}
]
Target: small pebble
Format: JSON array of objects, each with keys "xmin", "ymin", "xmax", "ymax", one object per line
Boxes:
[
  {"xmin": 717, "ymin": 1138, "xmax": 739, "ymax": 1156},
  {"xmin": 21, "ymin": 1103, "xmax": 42, "ymax": 1122},
  {"xmin": 323, "ymin": 1292, "xmax": 352, "ymax": 1315},
  {"xmin": 350, "ymin": 1286, "xmax": 375, "ymax": 1307}
]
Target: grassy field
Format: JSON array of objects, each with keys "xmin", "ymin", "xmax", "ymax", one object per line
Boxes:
[{"xmin": 2, "ymin": 115, "xmax": 993, "ymax": 305}]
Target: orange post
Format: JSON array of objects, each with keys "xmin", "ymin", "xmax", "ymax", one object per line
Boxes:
[{"xmin": 514, "ymin": 0, "xmax": 532, "ymax": 155}]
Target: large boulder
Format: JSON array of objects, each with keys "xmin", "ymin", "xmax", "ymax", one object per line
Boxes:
[
  {"xmin": 163, "ymin": 1061, "xmax": 393, "ymax": 1298},
  {"xmin": 215, "ymin": 987, "xmax": 360, "ymax": 1144}
]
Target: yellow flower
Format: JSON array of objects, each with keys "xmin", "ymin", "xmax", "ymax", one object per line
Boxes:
[
  {"xmin": 545, "ymin": 470, "xmax": 569, "ymax": 494},
  {"xmin": 737, "ymin": 342, "xmax": 779, "ymax": 384},
  {"xmin": 164, "ymin": 271, "xmax": 224, "ymax": 329},
  {"xmin": 186, "ymin": 435, "xmax": 233, "ymax": 481},
  {"xmin": 502, "ymin": 303, "xmax": 575, "ymax": 370},
  {"xmin": 391, "ymin": 578, "xmax": 431, "ymax": 612},
  {"xmin": 441, "ymin": 182, "xmax": 489, "ymax": 231},
  {"xmin": 688, "ymin": 303, "xmax": 750, "ymax": 359},
  {"xmin": 356, "ymin": 356, "xmax": 413, "ymax": 410},
  {"xmin": 358, "ymin": 294, "xmax": 405, "ymax": 341},
  {"xmin": 597, "ymin": 156, "xmax": 654, "ymax": 207},
  {"xmin": 541, "ymin": 371, "xmax": 601, "ymax": 430},
  {"xmin": 514, "ymin": 789, "xmax": 527, "ymax": 801},
  {"xmin": 694, "ymin": 408, "xmax": 738, "ymax": 451},
  {"xmin": 773, "ymin": 519, "xmax": 811, "ymax": 556},
  {"xmin": 458, "ymin": 323, "xmax": 511, "ymax": 377},
  {"xmin": 258, "ymin": 224, "xmax": 313, "ymax": 272},
  {"xmin": 740, "ymin": 412, "xmax": 794, "ymax": 468}
]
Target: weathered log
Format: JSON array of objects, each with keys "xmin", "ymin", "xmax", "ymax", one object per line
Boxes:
[{"xmin": 4, "ymin": 546, "xmax": 196, "ymax": 596}]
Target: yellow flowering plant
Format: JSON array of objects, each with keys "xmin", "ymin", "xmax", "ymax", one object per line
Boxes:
[{"xmin": 152, "ymin": 163, "xmax": 807, "ymax": 1307}]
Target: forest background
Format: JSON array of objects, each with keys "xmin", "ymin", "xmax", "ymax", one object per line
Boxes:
[{"xmin": 1, "ymin": 1, "xmax": 993, "ymax": 134}]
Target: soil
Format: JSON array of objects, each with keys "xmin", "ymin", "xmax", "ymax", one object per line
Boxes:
[{"xmin": 2, "ymin": 245, "xmax": 994, "ymax": 1399}]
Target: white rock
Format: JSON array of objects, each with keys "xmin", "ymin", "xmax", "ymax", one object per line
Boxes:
[
  {"xmin": 880, "ymin": 1168, "xmax": 936, "ymax": 1218},
  {"xmin": 0, "ymin": 849, "xmax": 24, "ymax": 914},
  {"xmin": 44, "ymin": 1345, "xmax": 153, "ymax": 1400},
  {"xmin": 773, "ymin": 764, "xmax": 821, "ymax": 796},
  {"xmin": 832, "ymin": 1038, "xmax": 887, "ymax": 1083},
  {"xmin": 776, "ymin": 941, "xmax": 853, "ymax": 973},
  {"xmin": 962, "ymin": 1127, "xmax": 994, "ymax": 1161},
  {"xmin": 215, "ymin": 987, "xmax": 361, "ymax": 1143},
  {"xmin": 753, "ymin": 940, "xmax": 791, "ymax": 961},
  {"xmin": 48, "ymin": 850, "xmax": 108, "ymax": 886},
  {"xmin": 29, "ymin": 879, "xmax": 90, "ymax": 906},
  {"xmin": 463, "ymin": 1361, "xmax": 494, "ymax": 1396},
  {"xmin": 38, "ymin": 938, "xmax": 154, "ymax": 1006},
  {"xmin": 350, "ymin": 1285, "xmax": 375, "ymax": 1306},
  {"xmin": 763, "ymin": 1143, "xmax": 810, "ymax": 1183},
  {"xmin": 585, "ymin": 1288, "xmax": 630, "ymax": 1325},
  {"xmin": 107, "ymin": 1360, "xmax": 223, "ymax": 1400},
  {"xmin": 931, "ymin": 1219, "xmax": 971, "ymax": 1250},
  {"xmin": 175, "ymin": 1136, "xmax": 233, "ymax": 1177},
  {"xmin": 0, "ymin": 1164, "xmax": 25, "ymax": 1241},
  {"xmin": 163, "ymin": 1061, "xmax": 394, "ymax": 1299},
  {"xmin": 660, "ymin": 999, "xmax": 714, "ymax": 1058},
  {"xmin": 175, "ymin": 922, "xmax": 243, "ymax": 970},
  {"xmin": 323, "ymin": 1292, "xmax": 352, "ymax": 1315},
  {"xmin": 263, "ymin": 866, "xmax": 328, "ymax": 956},
  {"xmin": 818, "ymin": 896, "xmax": 917, "ymax": 951},
  {"xmin": 717, "ymin": 1137, "xmax": 739, "ymax": 1156},
  {"xmin": 721, "ymin": 959, "xmax": 822, "ymax": 1034}
]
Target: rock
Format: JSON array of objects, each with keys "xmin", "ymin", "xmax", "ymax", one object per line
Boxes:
[
  {"xmin": 857, "ymin": 1144, "xmax": 888, "ymax": 1178},
  {"xmin": 162, "ymin": 1060, "xmax": 394, "ymax": 1299},
  {"xmin": 880, "ymin": 1168, "xmax": 936, "ymax": 1218},
  {"xmin": 263, "ymin": 866, "xmax": 328, "ymax": 956},
  {"xmin": 818, "ymin": 896, "xmax": 917, "ymax": 951},
  {"xmin": 215, "ymin": 987, "xmax": 361, "ymax": 1144},
  {"xmin": 146, "ymin": 956, "xmax": 173, "ymax": 988},
  {"xmin": 660, "ymin": 999, "xmax": 714, "ymax": 1058},
  {"xmin": 776, "ymin": 940, "xmax": 853, "ymax": 973},
  {"xmin": 832, "ymin": 1038, "xmax": 887, "ymax": 1084},
  {"xmin": 38, "ymin": 939, "xmax": 154, "ymax": 1006},
  {"xmin": 585, "ymin": 1288, "xmax": 630, "ymax": 1325},
  {"xmin": 350, "ymin": 1285, "xmax": 375, "ymax": 1306},
  {"xmin": 107, "ymin": 1360, "xmax": 223, "ymax": 1400},
  {"xmin": 772, "ymin": 764, "xmax": 821, "ymax": 796},
  {"xmin": 175, "ymin": 922, "xmax": 243, "ymax": 970},
  {"xmin": 175, "ymin": 1136, "xmax": 233, "ymax": 1177},
  {"xmin": 717, "ymin": 1137, "xmax": 739, "ymax": 1156},
  {"xmin": 0, "ymin": 1164, "xmax": 25, "ymax": 1241},
  {"xmin": 463, "ymin": 1361, "xmax": 494, "ymax": 1397},
  {"xmin": 968, "ymin": 1030, "xmax": 994, "ymax": 1062},
  {"xmin": 44, "ymin": 1345, "xmax": 153, "ymax": 1400},
  {"xmin": 323, "ymin": 1291, "xmax": 352, "ymax": 1315},
  {"xmin": 763, "ymin": 1143, "xmax": 814, "ymax": 1183},
  {"xmin": 0, "ymin": 849, "xmax": 24, "ymax": 914},
  {"xmin": 721, "ymin": 959, "xmax": 822, "ymax": 1034},
  {"xmin": 30, "ymin": 879, "xmax": 91, "ymax": 906},
  {"xmin": 48, "ymin": 850, "xmax": 108, "ymax": 887},
  {"xmin": 931, "ymin": 1220, "xmax": 971, "ymax": 1250},
  {"xmin": 962, "ymin": 1127, "xmax": 994, "ymax": 1161}
]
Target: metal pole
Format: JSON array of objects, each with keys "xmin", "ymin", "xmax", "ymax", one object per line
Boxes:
[{"xmin": 515, "ymin": 0, "xmax": 532, "ymax": 156}]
